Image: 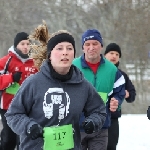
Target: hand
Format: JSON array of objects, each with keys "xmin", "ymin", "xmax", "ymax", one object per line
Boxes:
[
  {"xmin": 147, "ymin": 106, "xmax": 150, "ymax": 120},
  {"xmin": 83, "ymin": 121, "xmax": 94, "ymax": 134},
  {"xmin": 110, "ymin": 97, "xmax": 118, "ymax": 112},
  {"xmin": 27, "ymin": 124, "xmax": 43, "ymax": 140},
  {"xmin": 125, "ymin": 90, "xmax": 129, "ymax": 98},
  {"xmin": 12, "ymin": 72, "xmax": 22, "ymax": 83}
]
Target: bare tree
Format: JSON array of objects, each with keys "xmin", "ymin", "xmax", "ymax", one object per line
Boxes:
[{"xmin": 0, "ymin": 0, "xmax": 150, "ymax": 113}]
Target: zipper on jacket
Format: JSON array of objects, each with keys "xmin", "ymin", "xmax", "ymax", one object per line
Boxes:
[{"xmin": 94, "ymin": 74, "xmax": 97, "ymax": 87}]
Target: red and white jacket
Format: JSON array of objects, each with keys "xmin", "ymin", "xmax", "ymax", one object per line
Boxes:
[{"xmin": 0, "ymin": 46, "xmax": 38, "ymax": 110}]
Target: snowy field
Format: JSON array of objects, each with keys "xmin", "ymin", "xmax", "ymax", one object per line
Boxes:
[{"xmin": 117, "ymin": 114, "xmax": 150, "ymax": 150}]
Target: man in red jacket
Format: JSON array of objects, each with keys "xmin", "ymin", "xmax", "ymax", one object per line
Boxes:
[{"xmin": 0, "ymin": 32, "xmax": 38, "ymax": 150}]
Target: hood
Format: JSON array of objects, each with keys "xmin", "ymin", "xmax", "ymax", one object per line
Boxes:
[
  {"xmin": 8, "ymin": 46, "xmax": 32, "ymax": 63},
  {"xmin": 40, "ymin": 60, "xmax": 84, "ymax": 84}
]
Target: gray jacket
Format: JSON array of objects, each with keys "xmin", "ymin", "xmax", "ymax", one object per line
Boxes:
[{"xmin": 5, "ymin": 60, "xmax": 106, "ymax": 150}]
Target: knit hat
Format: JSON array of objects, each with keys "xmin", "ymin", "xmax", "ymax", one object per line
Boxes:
[
  {"xmin": 14, "ymin": 32, "xmax": 29, "ymax": 48},
  {"xmin": 47, "ymin": 33, "xmax": 76, "ymax": 57},
  {"xmin": 104, "ymin": 43, "xmax": 121, "ymax": 58},
  {"xmin": 82, "ymin": 29, "xmax": 103, "ymax": 48}
]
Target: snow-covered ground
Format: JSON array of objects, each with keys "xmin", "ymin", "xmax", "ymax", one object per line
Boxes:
[{"xmin": 117, "ymin": 114, "xmax": 150, "ymax": 150}]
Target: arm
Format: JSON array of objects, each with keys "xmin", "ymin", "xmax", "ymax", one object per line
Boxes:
[
  {"xmin": 147, "ymin": 106, "xmax": 150, "ymax": 120},
  {"xmin": 109, "ymin": 69, "xmax": 125, "ymax": 105},
  {"xmin": 83, "ymin": 82, "xmax": 106, "ymax": 132},
  {"xmin": 0, "ymin": 56, "xmax": 13, "ymax": 90},
  {"xmin": 5, "ymin": 77, "xmax": 38, "ymax": 136},
  {"xmin": 122, "ymin": 71, "xmax": 136, "ymax": 103},
  {"xmin": 108, "ymin": 70, "xmax": 125, "ymax": 112}
]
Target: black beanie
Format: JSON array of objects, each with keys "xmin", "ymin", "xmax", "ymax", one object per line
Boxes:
[
  {"xmin": 14, "ymin": 32, "xmax": 29, "ymax": 48},
  {"xmin": 104, "ymin": 43, "xmax": 121, "ymax": 58},
  {"xmin": 47, "ymin": 33, "xmax": 76, "ymax": 58}
]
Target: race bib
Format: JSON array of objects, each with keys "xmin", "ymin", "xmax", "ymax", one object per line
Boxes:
[
  {"xmin": 6, "ymin": 82, "xmax": 20, "ymax": 95},
  {"xmin": 43, "ymin": 124, "xmax": 74, "ymax": 150},
  {"xmin": 98, "ymin": 92, "xmax": 108, "ymax": 104}
]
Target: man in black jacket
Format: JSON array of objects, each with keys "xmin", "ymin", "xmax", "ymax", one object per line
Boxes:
[{"xmin": 104, "ymin": 43, "xmax": 136, "ymax": 150}]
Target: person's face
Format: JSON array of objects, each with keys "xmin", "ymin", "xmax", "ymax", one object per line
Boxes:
[
  {"xmin": 16, "ymin": 40, "xmax": 30, "ymax": 54},
  {"xmin": 50, "ymin": 42, "xmax": 74, "ymax": 75},
  {"xmin": 105, "ymin": 51, "xmax": 120, "ymax": 65},
  {"xmin": 83, "ymin": 40, "xmax": 102, "ymax": 63}
]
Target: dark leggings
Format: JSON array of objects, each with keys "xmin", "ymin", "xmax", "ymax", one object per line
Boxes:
[
  {"xmin": 107, "ymin": 118, "xmax": 119, "ymax": 150},
  {"xmin": 0, "ymin": 109, "xmax": 18, "ymax": 150}
]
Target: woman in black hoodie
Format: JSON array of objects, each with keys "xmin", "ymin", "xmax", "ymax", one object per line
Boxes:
[{"xmin": 104, "ymin": 43, "xmax": 136, "ymax": 150}]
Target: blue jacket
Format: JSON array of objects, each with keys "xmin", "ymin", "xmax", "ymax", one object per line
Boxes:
[{"xmin": 111, "ymin": 68, "xmax": 136, "ymax": 119}]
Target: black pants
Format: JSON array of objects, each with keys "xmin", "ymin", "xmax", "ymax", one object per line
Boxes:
[
  {"xmin": 107, "ymin": 118, "xmax": 119, "ymax": 150},
  {"xmin": 0, "ymin": 109, "xmax": 17, "ymax": 150}
]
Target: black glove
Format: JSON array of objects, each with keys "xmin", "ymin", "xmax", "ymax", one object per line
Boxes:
[
  {"xmin": 12, "ymin": 72, "xmax": 22, "ymax": 82},
  {"xmin": 147, "ymin": 106, "xmax": 150, "ymax": 120},
  {"xmin": 27, "ymin": 124, "xmax": 43, "ymax": 140},
  {"xmin": 83, "ymin": 121, "xmax": 94, "ymax": 134}
]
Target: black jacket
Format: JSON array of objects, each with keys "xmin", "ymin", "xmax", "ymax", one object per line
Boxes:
[{"xmin": 111, "ymin": 69, "xmax": 136, "ymax": 119}]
